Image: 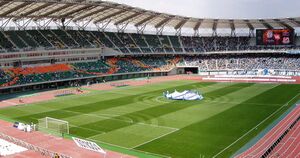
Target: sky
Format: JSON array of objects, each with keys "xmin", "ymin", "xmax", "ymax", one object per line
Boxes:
[{"xmin": 105, "ymin": 0, "xmax": 300, "ymax": 19}]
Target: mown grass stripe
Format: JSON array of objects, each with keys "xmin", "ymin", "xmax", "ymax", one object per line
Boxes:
[
  {"xmin": 136, "ymin": 84, "xmax": 300, "ymax": 158},
  {"xmin": 74, "ymin": 83, "xmax": 253, "ymax": 137},
  {"xmin": 12, "ymin": 82, "xmax": 216, "ymax": 123}
]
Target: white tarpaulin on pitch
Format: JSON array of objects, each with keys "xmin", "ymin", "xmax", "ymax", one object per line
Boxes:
[
  {"xmin": 72, "ymin": 137, "xmax": 106, "ymax": 154},
  {"xmin": 165, "ymin": 90, "xmax": 203, "ymax": 100}
]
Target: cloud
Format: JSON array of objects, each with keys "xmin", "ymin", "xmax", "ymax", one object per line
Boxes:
[{"xmin": 105, "ymin": 0, "xmax": 300, "ymax": 19}]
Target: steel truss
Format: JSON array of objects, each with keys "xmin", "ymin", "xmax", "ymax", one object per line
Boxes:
[
  {"xmin": 53, "ymin": 18, "xmax": 72, "ymax": 29},
  {"xmin": 74, "ymin": 20, "xmax": 92, "ymax": 30},
  {"xmin": 0, "ymin": 18, "xmax": 11, "ymax": 30},
  {"xmin": 33, "ymin": 18, "xmax": 52, "ymax": 29},
  {"xmin": 136, "ymin": 24, "xmax": 147, "ymax": 34},
  {"xmin": 115, "ymin": 21, "xmax": 129, "ymax": 32},
  {"xmin": 12, "ymin": 18, "xmax": 32, "ymax": 30},
  {"xmin": 94, "ymin": 19, "xmax": 111, "ymax": 31}
]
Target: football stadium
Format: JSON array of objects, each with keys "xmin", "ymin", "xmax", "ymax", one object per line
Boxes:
[{"xmin": 0, "ymin": 0, "xmax": 299, "ymax": 158}]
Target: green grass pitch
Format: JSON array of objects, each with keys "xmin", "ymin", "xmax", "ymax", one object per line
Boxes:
[{"xmin": 0, "ymin": 80, "xmax": 299, "ymax": 158}]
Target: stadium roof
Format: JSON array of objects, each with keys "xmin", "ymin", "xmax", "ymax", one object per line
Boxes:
[{"xmin": 0, "ymin": 0, "xmax": 300, "ymax": 33}]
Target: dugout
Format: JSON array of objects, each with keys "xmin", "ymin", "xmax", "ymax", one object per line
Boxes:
[{"xmin": 177, "ymin": 67, "xmax": 199, "ymax": 74}]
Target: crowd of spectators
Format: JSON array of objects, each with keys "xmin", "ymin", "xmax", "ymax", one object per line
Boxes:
[
  {"xmin": 0, "ymin": 56, "xmax": 176, "ymax": 87},
  {"xmin": 0, "ymin": 70, "xmax": 12, "ymax": 86},
  {"xmin": 1, "ymin": 54, "xmax": 300, "ymax": 87},
  {"xmin": 179, "ymin": 54, "xmax": 300, "ymax": 70},
  {"xmin": 180, "ymin": 36, "xmax": 272, "ymax": 52}
]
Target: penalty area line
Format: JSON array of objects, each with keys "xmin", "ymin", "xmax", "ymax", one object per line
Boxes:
[
  {"xmin": 212, "ymin": 92, "xmax": 300, "ymax": 158},
  {"xmin": 131, "ymin": 128, "xmax": 179, "ymax": 149},
  {"xmin": 86, "ymin": 137, "xmax": 171, "ymax": 158}
]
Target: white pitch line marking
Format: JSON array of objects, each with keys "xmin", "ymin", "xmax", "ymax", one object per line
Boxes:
[
  {"xmin": 131, "ymin": 128, "xmax": 179, "ymax": 149},
  {"xmin": 212, "ymin": 93, "xmax": 300, "ymax": 158},
  {"xmin": 87, "ymin": 138, "xmax": 171, "ymax": 158}
]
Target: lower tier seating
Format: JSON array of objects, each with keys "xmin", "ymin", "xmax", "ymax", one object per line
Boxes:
[{"xmin": 1, "ymin": 54, "xmax": 299, "ymax": 87}]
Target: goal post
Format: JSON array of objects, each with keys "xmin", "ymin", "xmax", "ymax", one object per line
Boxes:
[{"xmin": 38, "ymin": 117, "xmax": 69, "ymax": 136}]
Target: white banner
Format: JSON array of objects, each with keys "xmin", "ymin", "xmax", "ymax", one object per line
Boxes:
[{"xmin": 72, "ymin": 137, "xmax": 106, "ymax": 154}]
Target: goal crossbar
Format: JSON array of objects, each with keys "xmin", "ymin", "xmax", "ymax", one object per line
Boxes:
[{"xmin": 38, "ymin": 117, "xmax": 69, "ymax": 135}]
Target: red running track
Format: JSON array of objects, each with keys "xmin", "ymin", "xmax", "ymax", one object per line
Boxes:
[
  {"xmin": 236, "ymin": 105, "xmax": 300, "ymax": 158},
  {"xmin": 0, "ymin": 120, "xmax": 135, "ymax": 158},
  {"xmin": 268, "ymin": 118, "xmax": 300, "ymax": 158}
]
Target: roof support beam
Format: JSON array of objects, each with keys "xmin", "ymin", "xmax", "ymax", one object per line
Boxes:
[
  {"xmin": 135, "ymin": 14, "xmax": 157, "ymax": 34},
  {"xmin": 134, "ymin": 14, "xmax": 156, "ymax": 27},
  {"xmin": 59, "ymin": 5, "xmax": 95, "ymax": 19},
  {"xmin": 174, "ymin": 19, "xmax": 188, "ymax": 36},
  {"xmin": 244, "ymin": 20, "xmax": 254, "ymax": 30},
  {"xmin": 193, "ymin": 21, "xmax": 202, "ymax": 30},
  {"xmin": 0, "ymin": 1, "xmax": 11, "ymax": 8},
  {"xmin": 40, "ymin": 4, "xmax": 74, "ymax": 17},
  {"xmin": 73, "ymin": 7, "xmax": 111, "ymax": 22},
  {"xmin": 212, "ymin": 19, "xmax": 218, "ymax": 36},
  {"xmin": 229, "ymin": 20, "xmax": 236, "ymax": 36},
  {"xmin": 174, "ymin": 19, "xmax": 188, "ymax": 30},
  {"xmin": 155, "ymin": 17, "xmax": 172, "ymax": 35},
  {"xmin": 259, "ymin": 19, "xmax": 273, "ymax": 29},
  {"xmin": 155, "ymin": 17, "xmax": 172, "ymax": 28},
  {"xmin": 244, "ymin": 19, "xmax": 255, "ymax": 36},
  {"xmin": 114, "ymin": 12, "xmax": 142, "ymax": 25},
  {"xmin": 0, "ymin": 2, "xmax": 32, "ymax": 17},
  {"xmin": 94, "ymin": 10, "xmax": 126, "ymax": 24},
  {"xmin": 193, "ymin": 20, "xmax": 203, "ymax": 36},
  {"xmin": 21, "ymin": 3, "xmax": 53, "ymax": 17},
  {"xmin": 288, "ymin": 18, "xmax": 300, "ymax": 27},
  {"xmin": 273, "ymin": 19, "xmax": 293, "ymax": 30}
]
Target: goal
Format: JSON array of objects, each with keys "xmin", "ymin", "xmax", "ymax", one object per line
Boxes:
[{"xmin": 38, "ymin": 117, "xmax": 69, "ymax": 136}]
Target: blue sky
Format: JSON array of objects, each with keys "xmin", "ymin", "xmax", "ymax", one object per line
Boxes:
[{"xmin": 106, "ymin": 0, "xmax": 300, "ymax": 19}]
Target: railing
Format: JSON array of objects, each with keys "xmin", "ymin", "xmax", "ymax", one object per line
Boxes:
[
  {"xmin": 0, "ymin": 132, "xmax": 72, "ymax": 158},
  {"xmin": 261, "ymin": 116, "xmax": 300, "ymax": 158},
  {"xmin": 0, "ymin": 70, "xmax": 169, "ymax": 90}
]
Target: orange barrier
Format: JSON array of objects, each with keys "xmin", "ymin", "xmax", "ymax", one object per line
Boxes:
[{"xmin": 8, "ymin": 64, "xmax": 72, "ymax": 76}]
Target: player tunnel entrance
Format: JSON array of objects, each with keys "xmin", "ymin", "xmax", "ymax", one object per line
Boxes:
[{"xmin": 177, "ymin": 67, "xmax": 199, "ymax": 74}]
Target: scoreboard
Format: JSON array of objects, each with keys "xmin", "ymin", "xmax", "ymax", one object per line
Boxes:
[{"xmin": 256, "ymin": 29, "xmax": 294, "ymax": 45}]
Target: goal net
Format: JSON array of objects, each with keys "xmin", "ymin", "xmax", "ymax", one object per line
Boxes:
[{"xmin": 38, "ymin": 117, "xmax": 69, "ymax": 136}]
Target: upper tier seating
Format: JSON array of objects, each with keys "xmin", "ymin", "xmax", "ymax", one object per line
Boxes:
[
  {"xmin": 0, "ymin": 29, "xmax": 298, "ymax": 54},
  {"xmin": 105, "ymin": 32, "xmax": 130, "ymax": 53},
  {"xmin": 26, "ymin": 30, "xmax": 52, "ymax": 48},
  {"xmin": 91, "ymin": 31, "xmax": 114, "ymax": 48},
  {"xmin": 67, "ymin": 30, "xmax": 93, "ymax": 48},
  {"xmin": 4, "ymin": 31, "xmax": 27, "ymax": 49},
  {"xmin": 15, "ymin": 31, "xmax": 38, "ymax": 48},
  {"xmin": 169, "ymin": 36, "xmax": 183, "ymax": 52},
  {"xmin": 39, "ymin": 30, "xmax": 66, "ymax": 49},
  {"xmin": 144, "ymin": 35, "xmax": 165, "ymax": 53},
  {"xmin": 116, "ymin": 33, "xmax": 141, "ymax": 53},
  {"xmin": 130, "ymin": 34, "xmax": 152, "ymax": 53},
  {"xmin": 51, "ymin": 30, "xmax": 79, "ymax": 48},
  {"xmin": 78, "ymin": 30, "xmax": 102, "ymax": 48},
  {"xmin": 158, "ymin": 35, "xmax": 174, "ymax": 53},
  {"xmin": 0, "ymin": 32, "xmax": 15, "ymax": 50}
]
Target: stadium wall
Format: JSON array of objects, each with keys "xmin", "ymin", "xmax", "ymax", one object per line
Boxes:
[{"xmin": 0, "ymin": 71, "xmax": 168, "ymax": 95}]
